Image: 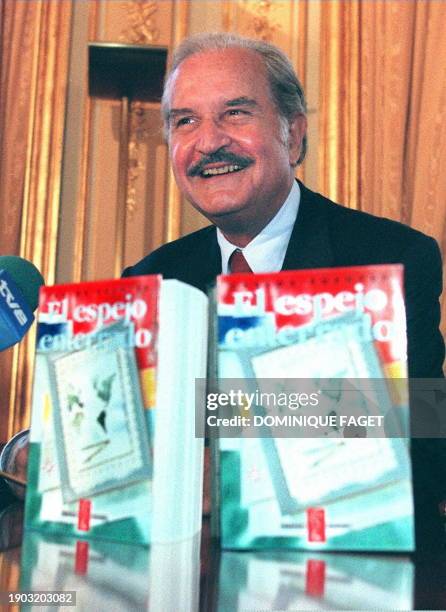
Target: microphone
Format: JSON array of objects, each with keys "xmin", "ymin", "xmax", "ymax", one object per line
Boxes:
[{"xmin": 0, "ymin": 256, "xmax": 44, "ymax": 351}]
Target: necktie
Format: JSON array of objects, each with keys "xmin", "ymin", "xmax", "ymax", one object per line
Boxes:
[{"xmin": 229, "ymin": 249, "xmax": 252, "ymax": 273}]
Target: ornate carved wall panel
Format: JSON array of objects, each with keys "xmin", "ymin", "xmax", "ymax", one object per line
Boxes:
[
  {"xmin": 223, "ymin": 0, "xmax": 302, "ymax": 50},
  {"xmin": 100, "ymin": 0, "xmax": 172, "ymax": 47}
]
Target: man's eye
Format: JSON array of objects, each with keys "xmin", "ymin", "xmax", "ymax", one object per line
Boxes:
[
  {"xmin": 174, "ymin": 117, "xmax": 194, "ymax": 128},
  {"xmin": 227, "ymin": 109, "xmax": 247, "ymax": 117}
]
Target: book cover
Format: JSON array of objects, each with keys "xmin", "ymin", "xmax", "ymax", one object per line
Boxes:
[
  {"xmin": 25, "ymin": 276, "xmax": 207, "ymax": 545},
  {"xmin": 213, "ymin": 265, "xmax": 414, "ymax": 550},
  {"xmin": 20, "ymin": 532, "xmax": 150, "ymax": 611},
  {"xmin": 217, "ymin": 550, "xmax": 413, "ymax": 611},
  {"xmin": 19, "ymin": 529, "xmax": 201, "ymax": 611}
]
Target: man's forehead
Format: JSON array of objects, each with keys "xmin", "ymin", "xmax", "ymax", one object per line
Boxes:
[
  {"xmin": 175, "ymin": 46, "xmax": 263, "ymax": 72},
  {"xmin": 167, "ymin": 47, "xmax": 270, "ymax": 108}
]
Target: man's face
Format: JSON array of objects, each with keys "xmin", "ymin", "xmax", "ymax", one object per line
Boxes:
[{"xmin": 166, "ymin": 48, "xmax": 306, "ymax": 236}]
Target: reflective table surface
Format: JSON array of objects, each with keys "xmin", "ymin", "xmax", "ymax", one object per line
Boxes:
[{"xmin": 1, "ymin": 497, "xmax": 446, "ymax": 611}]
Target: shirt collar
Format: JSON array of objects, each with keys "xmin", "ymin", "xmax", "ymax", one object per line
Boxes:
[{"xmin": 217, "ymin": 180, "xmax": 300, "ymax": 273}]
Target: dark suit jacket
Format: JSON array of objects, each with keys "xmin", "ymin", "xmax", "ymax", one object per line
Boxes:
[
  {"xmin": 124, "ymin": 181, "xmax": 444, "ymax": 378},
  {"xmin": 124, "ymin": 181, "xmax": 446, "ymax": 552}
]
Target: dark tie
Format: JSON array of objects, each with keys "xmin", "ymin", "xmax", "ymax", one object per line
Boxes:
[{"xmin": 229, "ymin": 249, "xmax": 252, "ymax": 273}]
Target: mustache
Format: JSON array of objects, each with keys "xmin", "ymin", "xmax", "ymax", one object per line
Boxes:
[{"xmin": 187, "ymin": 149, "xmax": 254, "ymax": 177}]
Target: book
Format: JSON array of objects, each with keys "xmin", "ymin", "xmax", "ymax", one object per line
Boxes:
[
  {"xmin": 20, "ymin": 529, "xmax": 201, "ymax": 612},
  {"xmin": 212, "ymin": 265, "xmax": 415, "ymax": 550},
  {"xmin": 217, "ymin": 550, "xmax": 413, "ymax": 611},
  {"xmin": 20, "ymin": 532, "xmax": 150, "ymax": 610},
  {"xmin": 25, "ymin": 276, "xmax": 208, "ymax": 545}
]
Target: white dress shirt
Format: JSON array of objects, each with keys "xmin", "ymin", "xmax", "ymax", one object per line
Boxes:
[{"xmin": 217, "ymin": 180, "xmax": 301, "ymax": 274}]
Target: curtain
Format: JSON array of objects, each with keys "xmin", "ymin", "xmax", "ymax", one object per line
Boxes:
[
  {"xmin": 0, "ymin": 0, "xmax": 72, "ymax": 441},
  {"xmin": 319, "ymin": 0, "xmax": 446, "ymax": 336}
]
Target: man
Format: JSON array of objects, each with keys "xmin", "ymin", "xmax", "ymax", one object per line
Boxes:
[
  {"xmin": 123, "ymin": 33, "xmax": 446, "ymax": 552},
  {"xmin": 123, "ymin": 32, "xmax": 444, "ymax": 380}
]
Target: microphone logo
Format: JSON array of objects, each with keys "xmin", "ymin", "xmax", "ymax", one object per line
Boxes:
[{"xmin": 0, "ymin": 279, "xmax": 29, "ymax": 326}]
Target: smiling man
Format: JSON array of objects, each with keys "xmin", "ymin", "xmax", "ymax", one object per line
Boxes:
[
  {"xmin": 165, "ymin": 46, "xmax": 306, "ymax": 246},
  {"xmin": 123, "ymin": 32, "xmax": 443, "ymax": 380}
]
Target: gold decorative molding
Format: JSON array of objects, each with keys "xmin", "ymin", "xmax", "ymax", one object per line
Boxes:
[
  {"xmin": 224, "ymin": 0, "xmax": 281, "ymax": 41},
  {"xmin": 114, "ymin": 100, "xmax": 169, "ymax": 263},
  {"xmin": 127, "ymin": 101, "xmax": 152, "ymax": 218},
  {"xmin": 120, "ymin": 0, "xmax": 160, "ymax": 44},
  {"xmin": 244, "ymin": 0, "xmax": 279, "ymax": 41}
]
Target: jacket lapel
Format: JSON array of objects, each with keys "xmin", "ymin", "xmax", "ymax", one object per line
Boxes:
[
  {"xmin": 282, "ymin": 181, "xmax": 335, "ymax": 271},
  {"xmin": 189, "ymin": 226, "xmax": 221, "ymax": 292}
]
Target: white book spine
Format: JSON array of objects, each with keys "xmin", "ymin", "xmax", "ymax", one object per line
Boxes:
[{"xmin": 151, "ymin": 281, "xmax": 208, "ymax": 542}]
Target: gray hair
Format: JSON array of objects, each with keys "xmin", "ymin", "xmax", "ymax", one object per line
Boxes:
[{"xmin": 161, "ymin": 32, "xmax": 307, "ymax": 164}]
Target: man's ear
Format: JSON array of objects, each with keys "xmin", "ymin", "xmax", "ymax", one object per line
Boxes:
[{"xmin": 288, "ymin": 113, "xmax": 307, "ymax": 167}]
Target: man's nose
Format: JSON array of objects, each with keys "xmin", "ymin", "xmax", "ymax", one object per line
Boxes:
[{"xmin": 195, "ymin": 118, "xmax": 232, "ymax": 154}]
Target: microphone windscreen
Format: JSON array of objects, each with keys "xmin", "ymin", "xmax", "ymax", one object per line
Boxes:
[{"xmin": 0, "ymin": 256, "xmax": 44, "ymax": 311}]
